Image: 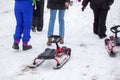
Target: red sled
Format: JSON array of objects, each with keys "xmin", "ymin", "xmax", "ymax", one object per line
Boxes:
[
  {"xmin": 29, "ymin": 35, "xmax": 71, "ymax": 69},
  {"xmin": 105, "ymin": 25, "xmax": 120, "ymax": 57}
]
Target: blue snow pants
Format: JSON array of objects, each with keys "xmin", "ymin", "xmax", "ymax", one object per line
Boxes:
[{"xmin": 14, "ymin": 1, "xmax": 33, "ymax": 43}]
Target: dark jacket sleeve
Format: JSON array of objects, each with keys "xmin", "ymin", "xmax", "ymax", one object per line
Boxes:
[
  {"xmin": 82, "ymin": 0, "xmax": 90, "ymax": 7},
  {"xmin": 108, "ymin": 0, "xmax": 114, "ymax": 6},
  {"xmin": 65, "ymin": 0, "xmax": 70, "ymax": 3}
]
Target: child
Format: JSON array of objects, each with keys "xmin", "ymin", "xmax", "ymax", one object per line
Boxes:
[{"xmin": 12, "ymin": 0, "xmax": 33, "ymax": 51}]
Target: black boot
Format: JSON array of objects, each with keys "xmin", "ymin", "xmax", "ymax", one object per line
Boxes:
[
  {"xmin": 23, "ymin": 43, "xmax": 32, "ymax": 51},
  {"xmin": 31, "ymin": 26, "xmax": 36, "ymax": 32},
  {"xmin": 12, "ymin": 42, "xmax": 19, "ymax": 50},
  {"xmin": 99, "ymin": 34, "xmax": 107, "ymax": 39},
  {"xmin": 37, "ymin": 27, "xmax": 42, "ymax": 32},
  {"xmin": 23, "ymin": 45, "xmax": 32, "ymax": 51},
  {"xmin": 31, "ymin": 17, "xmax": 38, "ymax": 32},
  {"xmin": 37, "ymin": 17, "xmax": 43, "ymax": 32}
]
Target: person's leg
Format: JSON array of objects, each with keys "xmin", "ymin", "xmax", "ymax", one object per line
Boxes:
[
  {"xmin": 31, "ymin": 16, "xmax": 38, "ymax": 32},
  {"xmin": 31, "ymin": 1, "xmax": 40, "ymax": 32},
  {"xmin": 22, "ymin": 1, "xmax": 33, "ymax": 50},
  {"xmin": 93, "ymin": 9, "xmax": 99, "ymax": 35},
  {"xmin": 98, "ymin": 9, "xmax": 108, "ymax": 38},
  {"xmin": 22, "ymin": 1, "xmax": 33, "ymax": 43},
  {"xmin": 47, "ymin": 9, "xmax": 57, "ymax": 46},
  {"xmin": 37, "ymin": 0, "xmax": 44, "ymax": 31},
  {"xmin": 59, "ymin": 10, "xmax": 65, "ymax": 38},
  {"xmin": 47, "ymin": 9, "xmax": 57, "ymax": 37},
  {"xmin": 14, "ymin": 1, "xmax": 23, "ymax": 42},
  {"xmin": 12, "ymin": 1, "xmax": 23, "ymax": 50},
  {"xmin": 59, "ymin": 10, "xmax": 65, "ymax": 44}
]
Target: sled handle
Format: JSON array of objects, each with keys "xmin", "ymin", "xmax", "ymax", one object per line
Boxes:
[
  {"xmin": 50, "ymin": 35, "xmax": 61, "ymax": 43},
  {"xmin": 110, "ymin": 25, "xmax": 120, "ymax": 33}
]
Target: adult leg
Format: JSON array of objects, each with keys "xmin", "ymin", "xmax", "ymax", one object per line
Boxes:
[
  {"xmin": 37, "ymin": 0, "xmax": 44, "ymax": 31},
  {"xmin": 47, "ymin": 9, "xmax": 57, "ymax": 37},
  {"xmin": 31, "ymin": 16, "xmax": 38, "ymax": 32},
  {"xmin": 31, "ymin": 2, "xmax": 39, "ymax": 32},
  {"xmin": 47, "ymin": 9, "xmax": 57, "ymax": 46},
  {"xmin": 93, "ymin": 9, "xmax": 99, "ymax": 35},
  {"xmin": 58, "ymin": 10, "xmax": 65, "ymax": 38},
  {"xmin": 98, "ymin": 9, "xmax": 108, "ymax": 38},
  {"xmin": 59, "ymin": 10, "xmax": 65, "ymax": 44}
]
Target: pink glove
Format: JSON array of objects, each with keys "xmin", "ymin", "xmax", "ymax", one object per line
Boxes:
[{"xmin": 78, "ymin": 0, "xmax": 81, "ymax": 2}]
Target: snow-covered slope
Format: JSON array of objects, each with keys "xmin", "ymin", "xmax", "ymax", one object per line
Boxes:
[{"xmin": 0, "ymin": 0, "xmax": 120, "ymax": 80}]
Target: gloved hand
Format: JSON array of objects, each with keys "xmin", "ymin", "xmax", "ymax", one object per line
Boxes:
[
  {"xmin": 81, "ymin": 6, "xmax": 85, "ymax": 11},
  {"xmin": 78, "ymin": 0, "xmax": 81, "ymax": 2},
  {"xmin": 108, "ymin": 2, "xmax": 113, "ymax": 7}
]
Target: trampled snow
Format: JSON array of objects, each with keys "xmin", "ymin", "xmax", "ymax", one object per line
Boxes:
[{"xmin": 0, "ymin": 0, "xmax": 120, "ymax": 80}]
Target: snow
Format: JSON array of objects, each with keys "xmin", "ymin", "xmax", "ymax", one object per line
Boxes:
[{"xmin": 0, "ymin": 0, "xmax": 120, "ymax": 80}]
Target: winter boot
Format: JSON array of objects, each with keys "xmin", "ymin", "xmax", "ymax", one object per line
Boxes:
[
  {"xmin": 60, "ymin": 38, "xmax": 64, "ymax": 44},
  {"xmin": 23, "ymin": 43, "xmax": 32, "ymax": 51},
  {"xmin": 31, "ymin": 26, "xmax": 36, "ymax": 32},
  {"xmin": 37, "ymin": 17, "xmax": 43, "ymax": 32},
  {"xmin": 99, "ymin": 34, "xmax": 107, "ymax": 39},
  {"xmin": 12, "ymin": 41, "xmax": 19, "ymax": 50},
  {"xmin": 37, "ymin": 27, "xmax": 42, "ymax": 32},
  {"xmin": 31, "ymin": 17, "xmax": 38, "ymax": 32},
  {"xmin": 47, "ymin": 37, "xmax": 52, "ymax": 46}
]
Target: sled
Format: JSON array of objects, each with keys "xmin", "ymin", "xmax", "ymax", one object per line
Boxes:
[
  {"xmin": 28, "ymin": 35, "xmax": 71, "ymax": 69},
  {"xmin": 105, "ymin": 25, "xmax": 120, "ymax": 57}
]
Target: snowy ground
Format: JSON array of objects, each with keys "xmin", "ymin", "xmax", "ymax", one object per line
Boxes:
[{"xmin": 0, "ymin": 0, "xmax": 120, "ymax": 80}]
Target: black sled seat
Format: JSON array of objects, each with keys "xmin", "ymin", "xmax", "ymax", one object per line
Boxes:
[
  {"xmin": 37, "ymin": 48, "xmax": 56, "ymax": 59},
  {"xmin": 114, "ymin": 38, "xmax": 120, "ymax": 46}
]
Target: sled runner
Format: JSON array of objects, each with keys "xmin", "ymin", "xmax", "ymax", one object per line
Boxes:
[
  {"xmin": 105, "ymin": 25, "xmax": 120, "ymax": 57},
  {"xmin": 28, "ymin": 35, "xmax": 71, "ymax": 69}
]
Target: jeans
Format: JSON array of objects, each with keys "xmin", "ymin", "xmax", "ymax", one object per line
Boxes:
[{"xmin": 48, "ymin": 9, "xmax": 65, "ymax": 38}]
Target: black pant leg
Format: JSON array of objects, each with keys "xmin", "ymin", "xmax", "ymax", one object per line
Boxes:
[
  {"xmin": 36, "ymin": 0, "xmax": 44, "ymax": 31},
  {"xmin": 93, "ymin": 9, "xmax": 99, "ymax": 34},
  {"xmin": 98, "ymin": 9, "xmax": 108, "ymax": 36},
  {"xmin": 32, "ymin": 2, "xmax": 39, "ymax": 28}
]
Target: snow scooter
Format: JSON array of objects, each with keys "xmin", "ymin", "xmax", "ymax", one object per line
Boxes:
[
  {"xmin": 29, "ymin": 35, "xmax": 71, "ymax": 69},
  {"xmin": 105, "ymin": 25, "xmax": 120, "ymax": 57}
]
